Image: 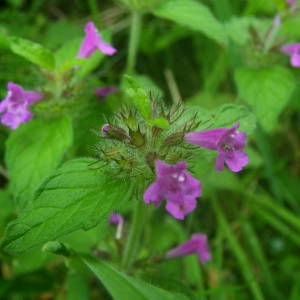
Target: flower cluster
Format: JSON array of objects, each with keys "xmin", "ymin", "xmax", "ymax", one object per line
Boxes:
[{"xmin": 141, "ymin": 122, "xmax": 248, "ymax": 264}]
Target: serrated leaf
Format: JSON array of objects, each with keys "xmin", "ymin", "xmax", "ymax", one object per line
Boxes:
[
  {"xmin": 153, "ymin": 0, "xmax": 228, "ymax": 45},
  {"xmin": 122, "ymin": 75, "xmax": 152, "ymax": 120},
  {"xmin": 81, "ymin": 255, "xmax": 189, "ymax": 300},
  {"xmin": 2, "ymin": 158, "xmax": 133, "ymax": 254},
  {"xmin": 5, "ymin": 117, "xmax": 73, "ymax": 209},
  {"xmin": 9, "ymin": 37, "xmax": 55, "ymax": 71},
  {"xmin": 234, "ymin": 66, "xmax": 295, "ymax": 131}
]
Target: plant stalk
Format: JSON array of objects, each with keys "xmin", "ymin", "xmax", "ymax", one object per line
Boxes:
[
  {"xmin": 121, "ymin": 196, "xmax": 146, "ymax": 271},
  {"xmin": 126, "ymin": 10, "xmax": 142, "ymax": 74}
]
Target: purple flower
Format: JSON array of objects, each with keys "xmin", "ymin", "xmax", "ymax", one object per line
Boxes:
[
  {"xmin": 109, "ymin": 213, "xmax": 124, "ymax": 225},
  {"xmin": 77, "ymin": 22, "xmax": 117, "ymax": 58},
  {"xmin": 0, "ymin": 82, "xmax": 43, "ymax": 129},
  {"xmin": 185, "ymin": 122, "xmax": 248, "ymax": 172},
  {"xmin": 281, "ymin": 43, "xmax": 300, "ymax": 67},
  {"xmin": 108, "ymin": 213, "xmax": 124, "ymax": 240},
  {"xmin": 95, "ymin": 86, "xmax": 118, "ymax": 102},
  {"xmin": 143, "ymin": 160, "xmax": 201, "ymax": 220},
  {"xmin": 166, "ymin": 233, "xmax": 211, "ymax": 264},
  {"xmin": 101, "ymin": 123, "xmax": 111, "ymax": 137}
]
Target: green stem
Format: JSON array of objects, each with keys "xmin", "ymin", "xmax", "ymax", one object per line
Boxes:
[
  {"xmin": 88, "ymin": 0, "xmax": 101, "ymax": 26},
  {"xmin": 121, "ymin": 197, "xmax": 146, "ymax": 271},
  {"xmin": 126, "ymin": 10, "xmax": 142, "ymax": 74}
]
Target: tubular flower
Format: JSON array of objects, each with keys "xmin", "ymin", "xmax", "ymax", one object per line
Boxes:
[
  {"xmin": 143, "ymin": 160, "xmax": 201, "ymax": 220},
  {"xmin": 0, "ymin": 82, "xmax": 43, "ymax": 129},
  {"xmin": 108, "ymin": 213, "xmax": 124, "ymax": 240},
  {"xmin": 77, "ymin": 22, "xmax": 117, "ymax": 58},
  {"xmin": 281, "ymin": 43, "xmax": 300, "ymax": 67},
  {"xmin": 185, "ymin": 122, "xmax": 248, "ymax": 172},
  {"xmin": 95, "ymin": 86, "xmax": 118, "ymax": 102},
  {"xmin": 166, "ymin": 233, "xmax": 211, "ymax": 264}
]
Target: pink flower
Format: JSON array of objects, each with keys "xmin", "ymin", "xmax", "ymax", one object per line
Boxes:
[
  {"xmin": 185, "ymin": 122, "xmax": 248, "ymax": 172},
  {"xmin": 0, "ymin": 82, "xmax": 43, "ymax": 129},
  {"xmin": 166, "ymin": 233, "xmax": 211, "ymax": 264},
  {"xmin": 281, "ymin": 43, "xmax": 300, "ymax": 67},
  {"xmin": 143, "ymin": 160, "xmax": 201, "ymax": 220},
  {"xmin": 77, "ymin": 22, "xmax": 117, "ymax": 58}
]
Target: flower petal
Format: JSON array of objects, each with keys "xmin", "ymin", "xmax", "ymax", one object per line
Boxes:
[
  {"xmin": 143, "ymin": 182, "xmax": 163, "ymax": 207},
  {"xmin": 225, "ymin": 150, "xmax": 249, "ymax": 172}
]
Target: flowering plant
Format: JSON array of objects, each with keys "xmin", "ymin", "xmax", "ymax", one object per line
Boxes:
[{"xmin": 0, "ymin": 0, "xmax": 298, "ymax": 299}]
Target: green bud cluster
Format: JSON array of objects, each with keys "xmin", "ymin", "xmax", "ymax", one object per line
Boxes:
[{"xmin": 94, "ymin": 99, "xmax": 200, "ymax": 180}]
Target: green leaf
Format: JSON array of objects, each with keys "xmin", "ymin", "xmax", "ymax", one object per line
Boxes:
[
  {"xmin": 81, "ymin": 255, "xmax": 189, "ymax": 300},
  {"xmin": 2, "ymin": 158, "xmax": 133, "ymax": 254},
  {"xmin": 122, "ymin": 74, "xmax": 152, "ymax": 120},
  {"xmin": 0, "ymin": 189, "xmax": 14, "ymax": 235},
  {"xmin": 234, "ymin": 66, "xmax": 295, "ymax": 131},
  {"xmin": 153, "ymin": 0, "xmax": 228, "ymax": 45},
  {"xmin": 9, "ymin": 37, "xmax": 55, "ymax": 71},
  {"xmin": 5, "ymin": 117, "xmax": 73, "ymax": 209}
]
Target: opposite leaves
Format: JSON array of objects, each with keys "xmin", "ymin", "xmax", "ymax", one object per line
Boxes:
[{"xmin": 2, "ymin": 158, "xmax": 133, "ymax": 254}]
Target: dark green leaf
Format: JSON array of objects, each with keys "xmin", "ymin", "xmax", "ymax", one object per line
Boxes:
[
  {"xmin": 2, "ymin": 158, "xmax": 133, "ymax": 254},
  {"xmin": 5, "ymin": 117, "xmax": 73, "ymax": 209}
]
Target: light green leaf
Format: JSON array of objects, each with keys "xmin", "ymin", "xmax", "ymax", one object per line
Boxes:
[
  {"xmin": 235, "ymin": 66, "xmax": 295, "ymax": 131},
  {"xmin": 153, "ymin": 0, "xmax": 228, "ymax": 44},
  {"xmin": 122, "ymin": 74, "xmax": 152, "ymax": 120},
  {"xmin": 81, "ymin": 255, "xmax": 189, "ymax": 300},
  {"xmin": 2, "ymin": 158, "xmax": 133, "ymax": 254},
  {"xmin": 5, "ymin": 117, "xmax": 73, "ymax": 209},
  {"xmin": 9, "ymin": 37, "xmax": 55, "ymax": 71}
]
